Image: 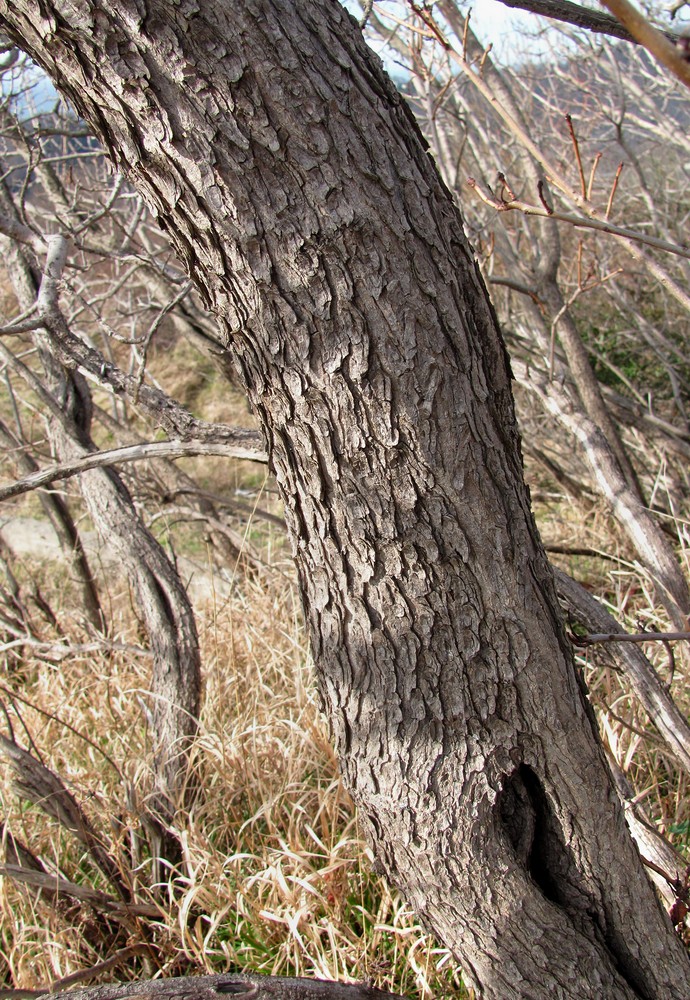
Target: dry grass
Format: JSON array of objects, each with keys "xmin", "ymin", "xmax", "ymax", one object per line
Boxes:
[{"xmin": 0, "ymin": 549, "xmax": 465, "ymax": 997}]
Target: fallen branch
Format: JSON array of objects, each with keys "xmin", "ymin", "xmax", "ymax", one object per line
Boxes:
[
  {"xmin": 0, "ymin": 865, "xmax": 159, "ymax": 918},
  {"xmin": 0, "ymin": 734, "xmax": 127, "ymax": 896},
  {"xmin": 0, "ymin": 636, "xmax": 153, "ymax": 661},
  {"xmin": 570, "ymin": 630, "xmax": 690, "ymax": 647},
  {"xmin": 18, "ymin": 974, "xmax": 407, "ymax": 1000}
]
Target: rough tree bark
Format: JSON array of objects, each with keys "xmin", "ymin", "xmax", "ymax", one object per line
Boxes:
[{"xmin": 1, "ymin": 2, "xmax": 688, "ymax": 997}]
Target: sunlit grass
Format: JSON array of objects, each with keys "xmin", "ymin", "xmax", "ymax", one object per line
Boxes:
[{"xmin": 0, "ymin": 556, "xmax": 466, "ymax": 997}]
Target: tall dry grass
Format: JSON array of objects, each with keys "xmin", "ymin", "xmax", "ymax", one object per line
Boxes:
[{"xmin": 0, "ymin": 536, "xmax": 465, "ymax": 997}]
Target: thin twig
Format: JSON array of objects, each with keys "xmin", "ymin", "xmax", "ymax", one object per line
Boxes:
[
  {"xmin": 537, "ymin": 180, "xmax": 554, "ymax": 215},
  {"xmin": 488, "ymin": 276, "xmax": 544, "ymax": 306},
  {"xmin": 461, "ymin": 9, "xmax": 471, "ymax": 60},
  {"xmin": 641, "ymin": 855, "xmax": 679, "ymax": 885},
  {"xmin": 0, "ymin": 683, "xmax": 126, "ymax": 777},
  {"xmin": 48, "ymin": 945, "xmax": 154, "ymax": 992},
  {"xmin": 0, "ymin": 946, "xmax": 154, "ymax": 997},
  {"xmin": 564, "ymin": 114, "xmax": 587, "ymax": 199},
  {"xmin": 586, "ymin": 151, "xmax": 602, "ymax": 201},
  {"xmin": 605, "ymin": 162, "xmax": 625, "ymax": 220},
  {"xmin": 466, "ymin": 178, "xmax": 690, "ymax": 260}
]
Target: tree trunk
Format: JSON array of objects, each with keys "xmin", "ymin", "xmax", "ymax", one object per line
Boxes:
[{"xmin": 1, "ymin": 2, "xmax": 688, "ymax": 996}]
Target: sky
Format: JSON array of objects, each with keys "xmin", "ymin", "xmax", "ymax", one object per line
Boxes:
[
  {"xmin": 7, "ymin": 0, "xmax": 540, "ymax": 120},
  {"xmin": 9, "ymin": 1, "xmax": 690, "ymax": 115},
  {"xmin": 451, "ymin": 0, "xmax": 537, "ymax": 51}
]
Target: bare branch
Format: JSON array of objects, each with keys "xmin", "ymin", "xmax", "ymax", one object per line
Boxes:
[
  {"xmin": 0, "ymin": 438, "xmax": 268, "ymax": 503},
  {"xmin": 571, "ymin": 630, "xmax": 690, "ymax": 646},
  {"xmin": 600, "ymin": 0, "xmax": 690, "ymax": 91},
  {"xmin": 466, "ymin": 177, "xmax": 690, "ymax": 259},
  {"xmin": 496, "ymin": 0, "xmax": 641, "ymax": 40},
  {"xmin": 0, "ymin": 210, "xmax": 45, "ymax": 253},
  {"xmin": 0, "ymin": 734, "xmax": 127, "ymax": 895},
  {"xmin": 0, "ymin": 864, "xmax": 158, "ymax": 918},
  {"xmin": 554, "ymin": 569, "xmax": 690, "ymax": 775},
  {"xmin": 0, "ymin": 636, "xmax": 153, "ymax": 660}
]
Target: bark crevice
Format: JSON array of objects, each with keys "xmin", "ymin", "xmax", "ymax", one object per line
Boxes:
[{"xmin": 497, "ymin": 763, "xmax": 654, "ymax": 1000}]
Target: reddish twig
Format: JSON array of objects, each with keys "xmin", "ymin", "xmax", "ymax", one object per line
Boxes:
[
  {"xmin": 565, "ymin": 113, "xmax": 587, "ymax": 199},
  {"xmin": 606, "ymin": 162, "xmax": 625, "ymax": 220},
  {"xmin": 537, "ymin": 180, "xmax": 554, "ymax": 215}
]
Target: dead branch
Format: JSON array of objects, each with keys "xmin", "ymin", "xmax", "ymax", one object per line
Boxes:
[
  {"xmin": 495, "ymin": 0, "xmax": 640, "ymax": 41},
  {"xmin": 0, "ymin": 438, "xmax": 268, "ymax": 503},
  {"xmin": 19, "ymin": 974, "xmax": 407, "ymax": 1000},
  {"xmin": 0, "ymin": 864, "xmax": 158, "ymax": 918},
  {"xmin": 0, "ymin": 733, "xmax": 129, "ymax": 897},
  {"xmin": 571, "ymin": 630, "xmax": 690, "ymax": 646},
  {"xmin": 554, "ymin": 568, "xmax": 690, "ymax": 775}
]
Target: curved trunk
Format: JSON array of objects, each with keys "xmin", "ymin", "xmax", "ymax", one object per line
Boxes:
[
  {"xmin": 0, "ymin": 410, "xmax": 104, "ymax": 630},
  {"xmin": 1, "ymin": 2, "xmax": 688, "ymax": 996}
]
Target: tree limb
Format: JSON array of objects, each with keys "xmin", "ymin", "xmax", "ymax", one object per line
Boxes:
[
  {"xmin": 0, "ymin": 438, "xmax": 268, "ymax": 502},
  {"xmin": 494, "ymin": 0, "xmax": 678, "ymax": 44},
  {"xmin": 572, "ymin": 630, "xmax": 690, "ymax": 646},
  {"xmin": 600, "ymin": 0, "xmax": 690, "ymax": 91},
  {"xmin": 467, "ymin": 178, "xmax": 690, "ymax": 260},
  {"xmin": 553, "ymin": 568, "xmax": 690, "ymax": 775}
]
